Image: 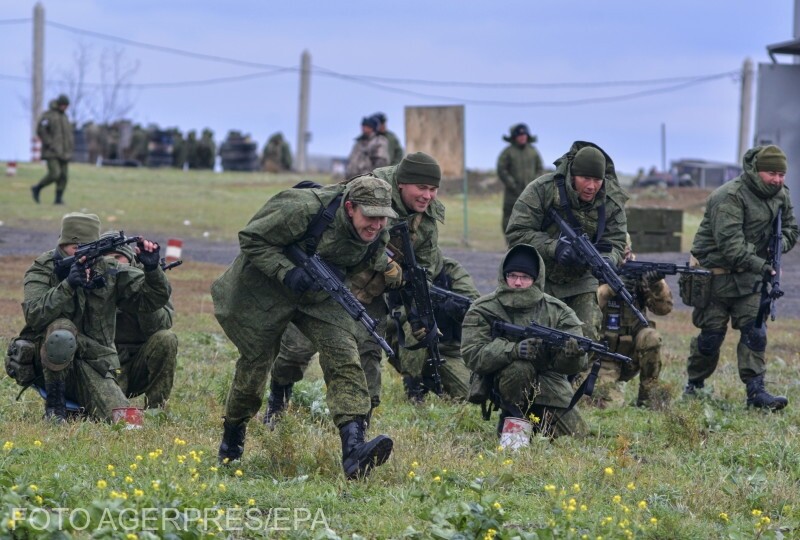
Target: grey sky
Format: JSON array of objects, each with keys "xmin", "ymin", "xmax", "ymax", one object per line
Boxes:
[{"xmin": 0, "ymin": 0, "xmax": 795, "ymax": 173}]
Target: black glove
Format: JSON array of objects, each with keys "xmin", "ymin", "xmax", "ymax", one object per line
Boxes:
[
  {"xmin": 283, "ymin": 267, "xmax": 315, "ymax": 294},
  {"xmin": 67, "ymin": 261, "xmax": 88, "ymax": 289},
  {"xmin": 562, "ymin": 337, "xmax": 583, "ymax": 359},
  {"xmin": 555, "ymin": 239, "xmax": 581, "ymax": 266},
  {"xmin": 642, "ymin": 270, "xmax": 665, "ymax": 287},
  {"xmin": 137, "ymin": 242, "xmax": 161, "ymax": 272},
  {"xmin": 595, "ymin": 239, "xmax": 613, "ymax": 254},
  {"xmin": 439, "ymin": 297, "xmax": 465, "ymax": 321},
  {"xmin": 514, "ymin": 338, "xmax": 543, "ymax": 361}
]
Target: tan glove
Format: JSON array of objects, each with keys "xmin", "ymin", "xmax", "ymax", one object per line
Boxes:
[
  {"xmin": 383, "ymin": 260, "xmax": 403, "ymax": 289},
  {"xmin": 563, "ymin": 337, "xmax": 582, "ymax": 359},
  {"xmin": 514, "ymin": 338, "xmax": 543, "ymax": 361}
]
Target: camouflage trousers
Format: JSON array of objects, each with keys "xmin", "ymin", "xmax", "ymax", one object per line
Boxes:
[
  {"xmin": 38, "ymin": 158, "xmax": 69, "ymax": 191},
  {"xmin": 688, "ymin": 292, "xmax": 764, "ymax": 384},
  {"xmin": 41, "ymin": 319, "xmax": 129, "ymax": 421},
  {"xmin": 225, "ymin": 307, "xmax": 371, "ymax": 428},
  {"xmin": 495, "ymin": 361, "xmax": 587, "ymax": 438},
  {"xmin": 598, "ymin": 327, "xmax": 663, "ymax": 407},
  {"xmin": 116, "ymin": 330, "xmax": 178, "ymax": 408},
  {"xmin": 271, "ymin": 300, "xmax": 387, "ymax": 405}
]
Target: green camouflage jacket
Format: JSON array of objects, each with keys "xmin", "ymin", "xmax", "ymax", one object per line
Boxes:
[
  {"xmin": 461, "ymin": 245, "xmax": 588, "ymax": 407},
  {"xmin": 505, "ymin": 141, "xmax": 629, "ymax": 298},
  {"xmin": 382, "ymin": 130, "xmax": 404, "ymax": 165},
  {"xmin": 37, "ymin": 100, "xmax": 74, "ymax": 161},
  {"xmin": 346, "ymin": 133, "xmax": 389, "ymax": 178},
  {"xmin": 497, "ymin": 142, "xmax": 544, "ymax": 203}
]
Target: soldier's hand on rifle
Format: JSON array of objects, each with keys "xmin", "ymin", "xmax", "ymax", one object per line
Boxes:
[
  {"xmin": 643, "ymin": 270, "xmax": 665, "ymax": 288},
  {"xmin": 762, "ymin": 264, "xmax": 776, "ymax": 280},
  {"xmin": 555, "ymin": 239, "xmax": 582, "ymax": 266},
  {"xmin": 136, "ymin": 239, "xmax": 161, "ymax": 272},
  {"xmin": 514, "ymin": 338, "xmax": 544, "ymax": 361},
  {"xmin": 411, "ymin": 325, "xmax": 442, "ymax": 342},
  {"xmin": 283, "ymin": 267, "xmax": 316, "ymax": 294},
  {"xmin": 66, "ymin": 259, "xmax": 89, "ymax": 289},
  {"xmin": 562, "ymin": 337, "xmax": 583, "ymax": 359},
  {"xmin": 383, "ymin": 260, "xmax": 403, "ymax": 289}
]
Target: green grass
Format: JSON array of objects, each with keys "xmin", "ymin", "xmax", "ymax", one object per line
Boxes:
[{"xmin": 1, "ymin": 165, "xmax": 797, "ymax": 539}]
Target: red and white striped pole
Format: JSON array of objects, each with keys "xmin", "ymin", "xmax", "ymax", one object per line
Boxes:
[
  {"xmin": 5, "ymin": 161, "xmax": 17, "ymax": 176},
  {"xmin": 31, "ymin": 137, "xmax": 41, "ymax": 162},
  {"xmin": 165, "ymin": 238, "xmax": 183, "ymax": 264}
]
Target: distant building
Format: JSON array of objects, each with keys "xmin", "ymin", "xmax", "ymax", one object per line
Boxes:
[{"xmin": 670, "ymin": 159, "xmax": 742, "ymax": 188}]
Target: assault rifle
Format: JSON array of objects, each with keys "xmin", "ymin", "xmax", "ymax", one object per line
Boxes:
[
  {"xmin": 55, "ymin": 231, "xmax": 142, "ymax": 270},
  {"xmin": 160, "ymin": 258, "xmax": 183, "ymax": 272},
  {"xmin": 754, "ymin": 213, "xmax": 783, "ymax": 329},
  {"xmin": 549, "ymin": 209, "xmax": 648, "ymax": 327},
  {"xmin": 388, "ymin": 220, "xmax": 443, "ymax": 395},
  {"xmin": 284, "ymin": 244, "xmax": 394, "ymax": 358},
  {"xmin": 429, "ymin": 285, "xmax": 473, "ymax": 322},
  {"xmin": 619, "ymin": 261, "xmax": 711, "ymax": 279},
  {"xmin": 490, "ymin": 319, "xmax": 631, "ymax": 364}
]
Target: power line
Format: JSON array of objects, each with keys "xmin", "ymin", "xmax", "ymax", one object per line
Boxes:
[{"xmin": 0, "ymin": 17, "xmax": 30, "ymax": 25}]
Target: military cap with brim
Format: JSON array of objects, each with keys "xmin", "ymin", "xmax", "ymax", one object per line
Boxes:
[{"xmin": 346, "ymin": 175, "xmax": 398, "ymax": 218}]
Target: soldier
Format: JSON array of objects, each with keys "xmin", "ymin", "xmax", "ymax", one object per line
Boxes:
[
  {"xmin": 597, "ymin": 237, "xmax": 672, "ymax": 408},
  {"xmin": 104, "ymin": 235, "xmax": 178, "ymax": 409},
  {"xmin": 345, "ymin": 116, "xmax": 390, "ymax": 178},
  {"xmin": 505, "ymin": 141, "xmax": 629, "ymax": 407},
  {"xmin": 372, "ymin": 112, "xmax": 404, "ymax": 166},
  {"xmin": 261, "ymin": 132, "xmax": 293, "ymax": 172},
  {"xmin": 197, "ymin": 128, "xmax": 217, "ymax": 170},
  {"xmin": 31, "ymin": 94, "xmax": 74, "ymax": 205},
  {"xmin": 497, "ymin": 123, "xmax": 545, "ymax": 234},
  {"xmin": 683, "ymin": 145, "xmax": 798, "ymax": 409},
  {"xmin": 6, "ymin": 213, "xmax": 168, "ymax": 422},
  {"xmin": 212, "ymin": 176, "xmax": 400, "ymax": 479},
  {"xmin": 265, "ymin": 153, "xmax": 478, "ymax": 423},
  {"xmin": 461, "ymin": 244, "xmax": 588, "ymax": 438}
]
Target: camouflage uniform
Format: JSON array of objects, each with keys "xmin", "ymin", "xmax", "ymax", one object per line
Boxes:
[
  {"xmin": 597, "ymin": 271, "xmax": 672, "ymax": 408},
  {"xmin": 505, "ymin": 141, "xmax": 628, "ymax": 398},
  {"xmin": 15, "ymin": 240, "xmax": 171, "ymax": 421},
  {"xmin": 346, "ymin": 133, "xmax": 389, "ymax": 178},
  {"xmin": 33, "ymin": 98, "xmax": 74, "ymax": 204},
  {"xmin": 212, "ymin": 181, "xmax": 392, "ymax": 428},
  {"xmin": 685, "ymin": 146, "xmax": 798, "ymax": 405},
  {"xmin": 381, "ymin": 130, "xmax": 404, "ymax": 166},
  {"xmin": 261, "ymin": 133, "xmax": 293, "ymax": 172},
  {"xmin": 461, "ymin": 244, "xmax": 588, "ymax": 437},
  {"xmin": 497, "ymin": 129, "xmax": 544, "ymax": 233}
]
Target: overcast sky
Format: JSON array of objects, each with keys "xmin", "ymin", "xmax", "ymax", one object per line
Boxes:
[{"xmin": 0, "ymin": 0, "xmax": 796, "ymax": 174}]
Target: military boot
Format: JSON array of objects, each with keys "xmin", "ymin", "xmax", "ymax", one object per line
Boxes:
[
  {"xmin": 683, "ymin": 379, "xmax": 705, "ymax": 398},
  {"xmin": 746, "ymin": 374, "xmax": 788, "ymax": 410},
  {"xmin": 263, "ymin": 381, "xmax": 293, "ymax": 429},
  {"xmin": 218, "ymin": 420, "xmax": 247, "ymax": 464},
  {"xmin": 31, "ymin": 184, "xmax": 41, "ymax": 203},
  {"xmin": 339, "ymin": 418, "xmax": 393, "ymax": 479},
  {"xmin": 44, "ymin": 379, "xmax": 67, "ymax": 423},
  {"xmin": 54, "ymin": 190, "xmax": 65, "ymax": 205},
  {"xmin": 403, "ymin": 375, "xmax": 427, "ymax": 403}
]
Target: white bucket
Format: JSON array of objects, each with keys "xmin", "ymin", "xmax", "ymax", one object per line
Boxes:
[{"xmin": 499, "ymin": 417, "xmax": 532, "ymax": 450}]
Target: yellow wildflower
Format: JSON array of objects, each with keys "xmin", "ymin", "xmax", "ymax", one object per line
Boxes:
[
  {"xmin": 218, "ymin": 483, "xmax": 227, "ymax": 492},
  {"xmin": 151, "ymin": 481, "xmax": 160, "ymax": 490},
  {"xmin": 2, "ymin": 441, "xmax": 13, "ymax": 452},
  {"xmin": 129, "ymin": 463, "xmax": 138, "ymax": 471},
  {"xmin": 411, "ymin": 461, "xmax": 419, "ymax": 468},
  {"xmin": 29, "ymin": 484, "xmax": 38, "ymax": 492},
  {"xmin": 503, "ymin": 459, "xmax": 513, "ymax": 466},
  {"xmin": 235, "ymin": 469, "xmax": 244, "ymax": 477},
  {"xmin": 134, "ymin": 489, "xmax": 144, "ymax": 498},
  {"xmin": 493, "ymin": 502, "xmax": 502, "ymax": 510},
  {"xmin": 107, "ymin": 464, "xmax": 115, "ymax": 472},
  {"xmin": 33, "ymin": 440, "xmax": 42, "ymax": 447},
  {"xmin": 528, "ymin": 413, "xmax": 541, "ymax": 424},
  {"xmin": 433, "ymin": 476, "xmax": 441, "ymax": 483},
  {"xmin": 174, "ymin": 437, "xmax": 186, "ymax": 445},
  {"xmin": 638, "ymin": 501, "xmax": 647, "ymax": 510},
  {"xmin": 135, "ymin": 455, "xmax": 143, "ymax": 461},
  {"xmin": 408, "ymin": 471, "xmax": 416, "ymax": 479},
  {"xmin": 751, "ymin": 509, "xmax": 762, "ymax": 517},
  {"xmin": 125, "ymin": 476, "xmax": 134, "ymax": 483},
  {"xmin": 604, "ymin": 467, "xmax": 614, "ymax": 476},
  {"xmin": 719, "ymin": 513, "xmax": 729, "ymax": 522},
  {"xmin": 34, "ymin": 495, "xmax": 43, "ymax": 505},
  {"xmin": 572, "ymin": 483, "xmax": 581, "ymax": 493},
  {"xmin": 612, "ymin": 495, "xmax": 622, "ymax": 504},
  {"xmin": 626, "ymin": 482, "xmax": 635, "ymax": 490},
  {"xmin": 127, "ymin": 534, "xmax": 138, "ymax": 540},
  {"xmin": 248, "ymin": 498, "xmax": 256, "ymax": 506},
  {"xmin": 544, "ymin": 484, "xmax": 556, "ymax": 493},
  {"xmin": 97, "ymin": 480, "xmax": 107, "ymax": 489},
  {"xmin": 650, "ymin": 517, "xmax": 658, "ymax": 525}
]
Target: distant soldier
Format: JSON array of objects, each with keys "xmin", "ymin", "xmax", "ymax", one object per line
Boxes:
[
  {"xmin": 497, "ymin": 123, "xmax": 544, "ymax": 233},
  {"xmin": 373, "ymin": 112, "xmax": 404, "ymax": 165},
  {"xmin": 261, "ymin": 132, "xmax": 293, "ymax": 172},
  {"xmin": 683, "ymin": 145, "xmax": 798, "ymax": 409},
  {"xmin": 32, "ymin": 94, "xmax": 74, "ymax": 205},
  {"xmin": 346, "ymin": 116, "xmax": 390, "ymax": 178},
  {"xmin": 197, "ymin": 128, "xmax": 217, "ymax": 170},
  {"xmin": 185, "ymin": 130, "xmax": 198, "ymax": 169}
]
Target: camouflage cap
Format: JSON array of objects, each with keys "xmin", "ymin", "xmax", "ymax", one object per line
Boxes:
[
  {"xmin": 345, "ymin": 175, "xmax": 398, "ymax": 219},
  {"xmin": 58, "ymin": 212, "xmax": 100, "ymax": 246},
  {"xmin": 100, "ymin": 230, "xmax": 136, "ymax": 264}
]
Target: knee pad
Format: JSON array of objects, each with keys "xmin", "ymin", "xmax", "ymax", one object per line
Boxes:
[
  {"xmin": 740, "ymin": 322, "xmax": 767, "ymax": 352},
  {"xmin": 42, "ymin": 330, "xmax": 76, "ymax": 371},
  {"xmin": 697, "ymin": 329, "xmax": 726, "ymax": 357}
]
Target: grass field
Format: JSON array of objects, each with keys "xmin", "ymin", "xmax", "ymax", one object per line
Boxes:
[{"xmin": 1, "ymin": 164, "xmax": 797, "ymax": 539}]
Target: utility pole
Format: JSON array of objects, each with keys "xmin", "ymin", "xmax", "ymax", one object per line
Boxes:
[
  {"xmin": 32, "ymin": 2, "xmax": 44, "ymax": 161},
  {"xmin": 295, "ymin": 50, "xmax": 311, "ymax": 173},
  {"xmin": 737, "ymin": 58, "xmax": 754, "ymax": 162},
  {"xmin": 660, "ymin": 122, "xmax": 666, "ymax": 172}
]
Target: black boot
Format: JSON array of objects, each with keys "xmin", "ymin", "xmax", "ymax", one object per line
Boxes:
[
  {"xmin": 44, "ymin": 379, "xmax": 67, "ymax": 423},
  {"xmin": 54, "ymin": 190, "xmax": 65, "ymax": 205},
  {"xmin": 496, "ymin": 409, "xmax": 511, "ymax": 438},
  {"xmin": 263, "ymin": 381, "xmax": 293, "ymax": 429},
  {"xmin": 683, "ymin": 379, "xmax": 705, "ymax": 397},
  {"xmin": 218, "ymin": 420, "xmax": 247, "ymax": 463},
  {"xmin": 746, "ymin": 374, "xmax": 788, "ymax": 410},
  {"xmin": 31, "ymin": 185, "xmax": 41, "ymax": 204},
  {"xmin": 403, "ymin": 375, "xmax": 427, "ymax": 403},
  {"xmin": 339, "ymin": 418, "xmax": 393, "ymax": 480}
]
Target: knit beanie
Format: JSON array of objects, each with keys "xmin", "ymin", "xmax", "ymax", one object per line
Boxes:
[
  {"xmin": 100, "ymin": 230, "xmax": 136, "ymax": 263},
  {"xmin": 396, "ymin": 152, "xmax": 441, "ymax": 187},
  {"xmin": 755, "ymin": 145, "xmax": 787, "ymax": 173},
  {"xmin": 58, "ymin": 212, "xmax": 100, "ymax": 246},
  {"xmin": 571, "ymin": 147, "xmax": 606, "ymax": 179},
  {"xmin": 503, "ymin": 246, "xmax": 539, "ymax": 280}
]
